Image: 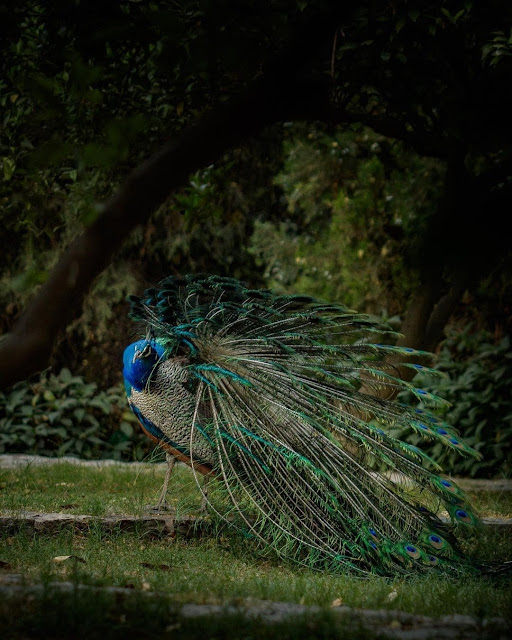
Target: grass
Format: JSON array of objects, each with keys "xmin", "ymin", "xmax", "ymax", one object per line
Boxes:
[
  {"xmin": 469, "ymin": 491, "xmax": 512, "ymax": 518},
  {"xmin": 2, "ymin": 526, "xmax": 511, "ymax": 614},
  {"xmin": 0, "ymin": 460, "xmax": 202, "ymax": 517},
  {"xmin": 2, "ymin": 461, "xmax": 512, "ymax": 519},
  {"xmin": 1, "ymin": 460, "xmax": 511, "ymax": 637},
  {"xmin": 0, "ymin": 589, "xmax": 379, "ymax": 640}
]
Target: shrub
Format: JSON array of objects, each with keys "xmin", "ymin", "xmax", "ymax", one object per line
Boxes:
[
  {"xmin": 399, "ymin": 325, "xmax": 512, "ymax": 478},
  {"xmin": 0, "ymin": 368, "xmax": 153, "ymax": 461}
]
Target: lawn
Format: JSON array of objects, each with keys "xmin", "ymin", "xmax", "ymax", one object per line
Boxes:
[{"xmin": 1, "ymin": 459, "xmax": 511, "ymax": 638}]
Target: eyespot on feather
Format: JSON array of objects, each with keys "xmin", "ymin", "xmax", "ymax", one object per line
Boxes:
[
  {"xmin": 427, "ymin": 534, "xmax": 445, "ymax": 550},
  {"xmin": 368, "ymin": 527, "xmax": 380, "ymax": 542},
  {"xmin": 404, "ymin": 544, "xmax": 421, "ymax": 559},
  {"xmin": 455, "ymin": 509, "xmax": 473, "ymax": 523}
]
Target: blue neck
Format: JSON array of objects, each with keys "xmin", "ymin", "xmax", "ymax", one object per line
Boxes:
[{"xmin": 123, "ymin": 339, "xmax": 165, "ymax": 393}]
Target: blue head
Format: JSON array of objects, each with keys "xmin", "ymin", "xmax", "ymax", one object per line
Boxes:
[{"xmin": 123, "ymin": 339, "xmax": 166, "ymax": 394}]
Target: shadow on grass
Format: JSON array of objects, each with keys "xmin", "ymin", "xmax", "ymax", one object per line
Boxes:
[{"xmin": 0, "ymin": 586, "xmax": 376, "ymax": 640}]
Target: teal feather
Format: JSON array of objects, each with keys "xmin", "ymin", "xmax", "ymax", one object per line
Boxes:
[{"xmin": 123, "ymin": 274, "xmax": 507, "ymax": 576}]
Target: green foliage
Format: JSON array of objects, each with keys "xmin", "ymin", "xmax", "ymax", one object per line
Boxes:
[
  {"xmin": 0, "ymin": 368, "xmax": 151, "ymax": 461},
  {"xmin": 0, "ymin": 3, "xmax": 169, "ymax": 351},
  {"xmin": 0, "ymin": 3, "xmax": 287, "ymax": 383},
  {"xmin": 398, "ymin": 327, "xmax": 512, "ymax": 478},
  {"xmin": 482, "ymin": 29, "xmax": 512, "ymax": 67},
  {"xmin": 251, "ymin": 125, "xmax": 443, "ymax": 313}
]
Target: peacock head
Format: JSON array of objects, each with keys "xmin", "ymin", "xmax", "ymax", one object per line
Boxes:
[{"xmin": 123, "ymin": 339, "xmax": 165, "ymax": 393}]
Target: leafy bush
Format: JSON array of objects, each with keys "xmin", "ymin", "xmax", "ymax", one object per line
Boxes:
[
  {"xmin": 399, "ymin": 326, "xmax": 512, "ymax": 478},
  {"xmin": 0, "ymin": 368, "xmax": 153, "ymax": 461},
  {"xmin": 250, "ymin": 125, "xmax": 443, "ymax": 316}
]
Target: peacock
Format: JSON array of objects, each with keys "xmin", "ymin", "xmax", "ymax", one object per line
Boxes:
[{"xmin": 122, "ymin": 273, "xmax": 500, "ymax": 576}]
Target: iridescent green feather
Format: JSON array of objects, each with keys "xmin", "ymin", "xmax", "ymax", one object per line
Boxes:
[{"xmin": 126, "ymin": 274, "xmax": 497, "ymax": 576}]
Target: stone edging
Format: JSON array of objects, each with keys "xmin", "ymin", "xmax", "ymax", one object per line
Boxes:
[
  {"xmin": 0, "ymin": 454, "xmax": 168, "ymax": 470},
  {"xmin": 0, "ymin": 510, "xmax": 205, "ymax": 538},
  {"xmin": 1, "ymin": 510, "xmax": 511, "ymax": 537}
]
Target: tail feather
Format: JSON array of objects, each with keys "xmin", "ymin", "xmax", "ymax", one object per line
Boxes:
[{"xmin": 126, "ymin": 274, "xmax": 495, "ymax": 575}]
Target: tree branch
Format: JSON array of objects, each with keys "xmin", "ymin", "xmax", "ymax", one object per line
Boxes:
[{"xmin": 0, "ymin": 4, "xmax": 352, "ymax": 389}]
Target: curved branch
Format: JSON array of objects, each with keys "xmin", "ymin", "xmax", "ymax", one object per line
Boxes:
[{"xmin": 0, "ymin": 5, "xmax": 353, "ymax": 389}]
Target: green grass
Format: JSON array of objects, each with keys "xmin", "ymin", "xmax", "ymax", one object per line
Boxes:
[
  {"xmin": 0, "ymin": 460, "xmax": 511, "ymax": 636},
  {"xmin": 469, "ymin": 491, "xmax": 512, "ymax": 518},
  {"xmin": 2, "ymin": 462, "xmax": 511, "ymax": 519},
  {"xmin": 0, "ymin": 461, "xmax": 203, "ymax": 517},
  {"xmin": 1, "ymin": 526, "xmax": 511, "ymax": 616},
  {"xmin": 0, "ymin": 589, "xmax": 378, "ymax": 640}
]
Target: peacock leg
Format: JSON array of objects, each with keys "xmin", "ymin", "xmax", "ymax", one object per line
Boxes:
[
  {"xmin": 199, "ymin": 475, "xmax": 210, "ymax": 515},
  {"xmin": 146, "ymin": 452, "xmax": 176, "ymax": 512},
  {"xmin": 158, "ymin": 452, "xmax": 176, "ymax": 508}
]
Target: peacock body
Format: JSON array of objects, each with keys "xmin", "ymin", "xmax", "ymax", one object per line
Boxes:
[{"xmin": 123, "ymin": 274, "xmax": 487, "ymax": 576}]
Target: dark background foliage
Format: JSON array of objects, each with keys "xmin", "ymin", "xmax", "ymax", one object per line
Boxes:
[{"xmin": 1, "ymin": 0, "xmax": 511, "ymax": 475}]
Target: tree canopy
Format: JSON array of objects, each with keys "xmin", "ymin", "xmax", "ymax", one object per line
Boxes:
[{"xmin": 1, "ymin": 0, "xmax": 511, "ymax": 389}]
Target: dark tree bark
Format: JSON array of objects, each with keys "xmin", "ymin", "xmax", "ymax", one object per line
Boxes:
[
  {"xmin": 0, "ymin": 5, "xmax": 351, "ymax": 389},
  {"xmin": 2, "ymin": 5, "xmax": 509, "ymax": 392}
]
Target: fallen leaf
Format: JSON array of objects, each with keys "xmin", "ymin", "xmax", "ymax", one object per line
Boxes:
[
  {"xmin": 53, "ymin": 555, "xmax": 86, "ymax": 564},
  {"xmin": 331, "ymin": 598, "xmax": 343, "ymax": 607},
  {"xmin": 141, "ymin": 581, "xmax": 151, "ymax": 591},
  {"xmin": 387, "ymin": 590, "xmax": 398, "ymax": 601},
  {"xmin": 53, "ymin": 555, "xmax": 72, "ymax": 563}
]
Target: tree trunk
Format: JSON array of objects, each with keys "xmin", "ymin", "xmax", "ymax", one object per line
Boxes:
[{"xmin": 0, "ymin": 5, "xmax": 351, "ymax": 390}]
